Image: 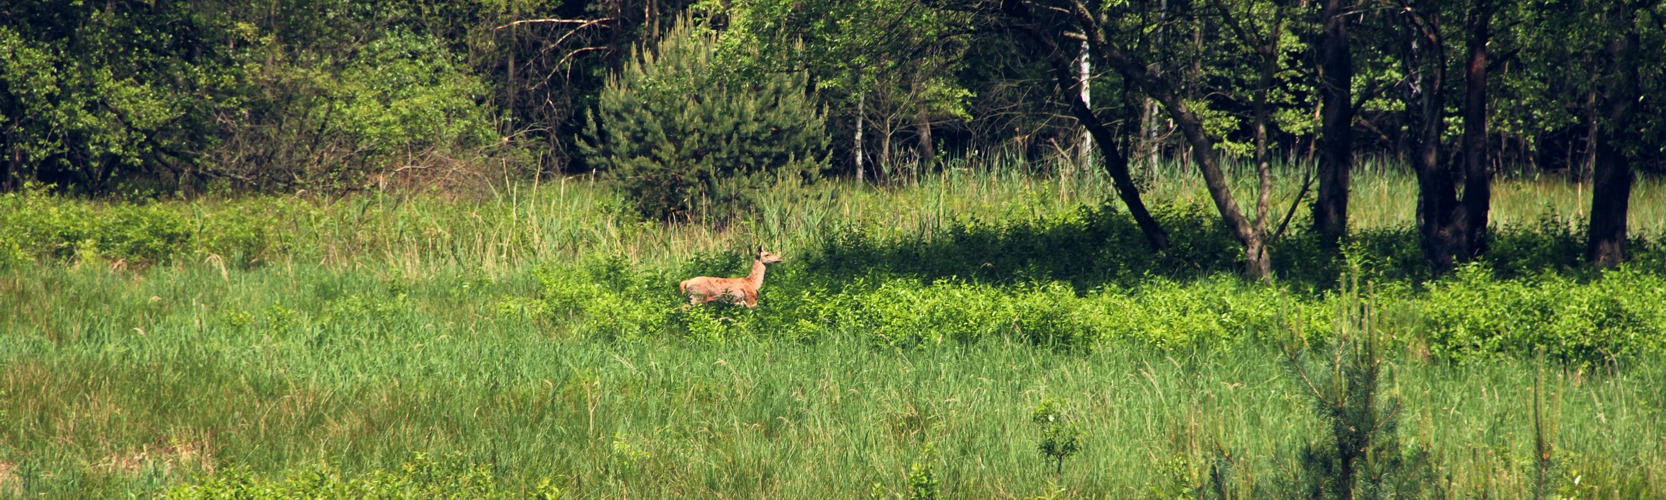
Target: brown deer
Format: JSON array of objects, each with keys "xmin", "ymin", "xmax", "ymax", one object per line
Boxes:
[{"xmin": 679, "ymin": 248, "xmax": 784, "ymax": 307}]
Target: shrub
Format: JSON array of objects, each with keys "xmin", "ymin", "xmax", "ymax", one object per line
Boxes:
[
  {"xmin": 332, "ymin": 30, "xmax": 496, "ymax": 165},
  {"xmin": 577, "ymin": 16, "xmax": 829, "ymax": 222},
  {"xmin": 96, "ymin": 205, "xmax": 193, "ymax": 265},
  {"xmin": 1420, "ymin": 264, "xmax": 1666, "ymax": 365},
  {"xmin": 535, "ymin": 257, "xmax": 678, "ymax": 341},
  {"xmin": 525, "ymin": 248, "xmax": 1666, "ymax": 364}
]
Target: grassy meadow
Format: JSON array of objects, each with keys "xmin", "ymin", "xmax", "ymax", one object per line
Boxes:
[{"xmin": 1, "ymin": 161, "xmax": 1665, "ymax": 497}]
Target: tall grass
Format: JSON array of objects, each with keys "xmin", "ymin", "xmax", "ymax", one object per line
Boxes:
[
  {"xmin": 2, "ymin": 160, "xmax": 1664, "ymax": 496},
  {"xmin": 3, "ymin": 160, "xmax": 1661, "ymax": 273},
  {"xmin": 1, "ymin": 264, "xmax": 1662, "ymax": 496}
]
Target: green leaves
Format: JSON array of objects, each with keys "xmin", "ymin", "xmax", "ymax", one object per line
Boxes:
[
  {"xmin": 331, "ymin": 30, "xmax": 495, "ymax": 161},
  {"xmin": 1030, "ymin": 397, "xmax": 1082, "ymax": 475},
  {"xmin": 578, "ymin": 15, "xmax": 829, "ymax": 222},
  {"xmin": 0, "ymin": 5, "xmax": 231, "ymax": 192}
]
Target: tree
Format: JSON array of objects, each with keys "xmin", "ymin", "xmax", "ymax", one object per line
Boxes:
[
  {"xmin": 0, "ymin": 1, "xmax": 235, "ymax": 193},
  {"xmin": 1000, "ymin": 0, "xmax": 1288, "ymax": 279},
  {"xmin": 994, "ymin": 0, "xmax": 1173, "ymax": 252},
  {"xmin": 715, "ymin": 0, "xmax": 973, "ymax": 181},
  {"xmin": 576, "ymin": 15, "xmax": 829, "ymax": 222},
  {"xmin": 1395, "ymin": 0, "xmax": 1496, "ymax": 272},
  {"xmin": 1313, "ymin": 0, "xmax": 1355, "ymax": 248},
  {"xmin": 1586, "ymin": 1, "xmax": 1644, "ymax": 268}
]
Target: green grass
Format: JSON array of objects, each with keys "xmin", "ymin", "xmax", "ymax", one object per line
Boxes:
[
  {"xmin": 4, "ymin": 161, "xmax": 1662, "ymax": 272},
  {"xmin": 2, "ymin": 164, "xmax": 1664, "ymax": 497},
  {"xmin": 2, "ymin": 265, "xmax": 1662, "ymax": 497}
]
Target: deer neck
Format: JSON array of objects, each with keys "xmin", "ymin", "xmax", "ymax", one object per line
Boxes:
[{"xmin": 745, "ymin": 259, "xmax": 768, "ymax": 287}]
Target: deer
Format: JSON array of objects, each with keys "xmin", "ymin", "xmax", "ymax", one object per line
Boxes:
[{"xmin": 679, "ymin": 248, "xmax": 784, "ymax": 308}]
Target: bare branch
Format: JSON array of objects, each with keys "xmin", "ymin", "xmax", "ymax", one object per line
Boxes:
[{"xmin": 495, "ymin": 18, "xmax": 613, "ymax": 31}]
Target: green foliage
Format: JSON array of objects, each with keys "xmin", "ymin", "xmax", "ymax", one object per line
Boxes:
[
  {"xmin": 0, "ymin": 185, "xmax": 289, "ymax": 266},
  {"xmin": 905, "ymin": 443, "xmax": 940, "ymax": 499},
  {"xmin": 1283, "ymin": 279, "xmax": 1434, "ymax": 499},
  {"xmin": 0, "ymin": 1, "xmax": 509, "ymax": 194},
  {"xmin": 1030, "ymin": 398, "xmax": 1082, "ymax": 475},
  {"xmin": 535, "ymin": 257, "xmax": 678, "ymax": 341},
  {"xmin": 330, "ymin": 30, "xmax": 496, "ymax": 163},
  {"xmin": 0, "ymin": 4, "xmax": 228, "ymax": 193},
  {"xmin": 220, "ymin": 19, "xmax": 500, "ymax": 189},
  {"xmin": 578, "ymin": 16, "xmax": 829, "ymax": 221},
  {"xmin": 1420, "ymin": 265, "xmax": 1666, "ymax": 366}
]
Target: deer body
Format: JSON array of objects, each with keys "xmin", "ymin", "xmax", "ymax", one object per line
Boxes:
[{"xmin": 679, "ymin": 249, "xmax": 783, "ymax": 308}]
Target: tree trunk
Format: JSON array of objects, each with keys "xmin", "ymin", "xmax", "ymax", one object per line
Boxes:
[
  {"xmin": 1078, "ymin": 40, "xmax": 1092, "ymax": 169},
  {"xmin": 856, "ymin": 92, "xmax": 865, "ymax": 184},
  {"xmin": 915, "ymin": 103, "xmax": 934, "ymax": 172},
  {"xmin": 1143, "ymin": 0, "xmax": 1167, "ymax": 170},
  {"xmin": 506, "ymin": 14, "xmax": 517, "ymax": 132},
  {"xmin": 1050, "ymin": 50, "xmax": 1171, "ymax": 251},
  {"xmin": 1403, "ymin": 5, "xmax": 1461, "ymax": 272},
  {"xmin": 1143, "ymin": 100, "xmax": 1161, "ymax": 169},
  {"xmin": 881, "ymin": 127, "xmax": 892, "ymax": 179},
  {"xmin": 1001, "ymin": 1, "xmax": 1172, "ymax": 251},
  {"xmin": 1588, "ymin": 17, "xmax": 1640, "ymax": 268},
  {"xmin": 1039, "ymin": 0, "xmax": 1267, "ymax": 277},
  {"xmin": 1314, "ymin": 0, "xmax": 1354, "ymax": 247},
  {"xmin": 1088, "ymin": 37, "xmax": 1265, "ymax": 278},
  {"xmin": 1458, "ymin": 0, "xmax": 1492, "ymax": 260},
  {"xmin": 1404, "ymin": 1, "xmax": 1492, "ymax": 273},
  {"xmin": 1583, "ymin": 90, "xmax": 1598, "ymax": 179},
  {"xmin": 1251, "ymin": 15, "xmax": 1286, "ymax": 282},
  {"xmin": 1590, "ymin": 133, "xmax": 1634, "ymax": 268}
]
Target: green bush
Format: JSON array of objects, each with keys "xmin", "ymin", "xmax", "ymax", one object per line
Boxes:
[
  {"xmin": 0, "ymin": 186, "xmax": 291, "ymax": 267},
  {"xmin": 577, "ymin": 16, "xmax": 829, "ymax": 222},
  {"xmin": 0, "ymin": 185, "xmax": 193, "ymax": 265},
  {"xmin": 535, "ymin": 257, "xmax": 679, "ymax": 341},
  {"xmin": 96, "ymin": 205, "xmax": 194, "ymax": 265},
  {"xmin": 331, "ymin": 30, "xmax": 496, "ymax": 164},
  {"xmin": 527, "ymin": 252, "xmax": 1665, "ymax": 366},
  {"xmin": 1420, "ymin": 264, "xmax": 1666, "ymax": 365},
  {"xmin": 530, "ymin": 255, "xmax": 1330, "ymax": 351},
  {"xmin": 193, "ymin": 200, "xmax": 288, "ymax": 265},
  {"xmin": 1086, "ymin": 277, "xmax": 1332, "ymax": 349}
]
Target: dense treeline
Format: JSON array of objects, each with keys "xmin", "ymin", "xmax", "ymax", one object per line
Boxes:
[
  {"xmin": 0, "ymin": 0, "xmax": 698, "ymax": 193},
  {"xmin": 2, "ymin": 0, "xmax": 1662, "ymax": 271}
]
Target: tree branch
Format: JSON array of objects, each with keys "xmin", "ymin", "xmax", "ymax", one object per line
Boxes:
[{"xmin": 495, "ymin": 18, "xmax": 611, "ymax": 31}]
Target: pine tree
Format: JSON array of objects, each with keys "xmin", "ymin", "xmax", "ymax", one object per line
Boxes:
[{"xmin": 578, "ymin": 16, "xmax": 829, "ymax": 222}]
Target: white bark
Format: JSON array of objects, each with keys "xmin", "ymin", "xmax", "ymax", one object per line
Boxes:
[
  {"xmin": 856, "ymin": 92, "xmax": 865, "ymax": 184},
  {"xmin": 1079, "ymin": 40, "xmax": 1091, "ymax": 169}
]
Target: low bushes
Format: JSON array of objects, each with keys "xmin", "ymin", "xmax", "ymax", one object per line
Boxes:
[
  {"xmin": 532, "ymin": 254, "xmax": 1666, "ymax": 365},
  {"xmin": 532, "ymin": 256, "xmax": 1329, "ymax": 350},
  {"xmin": 1420, "ymin": 264, "xmax": 1666, "ymax": 364},
  {"xmin": 0, "ymin": 187, "xmax": 301, "ymax": 268}
]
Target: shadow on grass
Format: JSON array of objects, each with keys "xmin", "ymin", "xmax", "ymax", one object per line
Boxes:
[{"xmin": 790, "ymin": 203, "xmax": 1663, "ymax": 294}]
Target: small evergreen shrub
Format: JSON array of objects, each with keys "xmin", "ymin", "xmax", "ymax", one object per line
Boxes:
[
  {"xmin": 1282, "ymin": 279, "xmax": 1435, "ymax": 498},
  {"xmin": 577, "ymin": 16, "xmax": 829, "ymax": 222}
]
